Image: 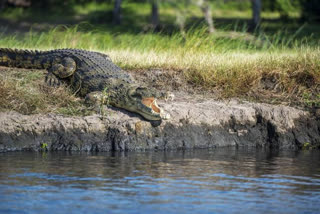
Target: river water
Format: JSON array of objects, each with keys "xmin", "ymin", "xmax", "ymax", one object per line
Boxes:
[{"xmin": 0, "ymin": 149, "xmax": 319, "ymax": 214}]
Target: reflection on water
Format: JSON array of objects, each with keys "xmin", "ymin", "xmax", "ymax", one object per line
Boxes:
[{"xmin": 0, "ymin": 149, "xmax": 320, "ymax": 214}]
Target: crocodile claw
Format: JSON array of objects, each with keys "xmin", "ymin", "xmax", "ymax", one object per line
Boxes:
[
  {"xmin": 45, "ymin": 73, "xmax": 61, "ymax": 87},
  {"xmin": 164, "ymin": 92, "xmax": 175, "ymax": 102}
]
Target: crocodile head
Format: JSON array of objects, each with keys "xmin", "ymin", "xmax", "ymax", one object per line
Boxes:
[{"xmin": 110, "ymin": 85, "xmax": 171, "ymax": 121}]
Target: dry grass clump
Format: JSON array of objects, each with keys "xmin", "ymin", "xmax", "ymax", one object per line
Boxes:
[{"xmin": 0, "ymin": 68, "xmax": 89, "ymax": 115}]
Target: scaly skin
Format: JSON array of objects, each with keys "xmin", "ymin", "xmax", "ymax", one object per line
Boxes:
[{"xmin": 0, "ymin": 48, "xmax": 171, "ymax": 120}]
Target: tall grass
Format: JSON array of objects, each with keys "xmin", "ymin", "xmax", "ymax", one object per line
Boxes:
[{"xmin": 0, "ymin": 24, "xmax": 317, "ymax": 52}]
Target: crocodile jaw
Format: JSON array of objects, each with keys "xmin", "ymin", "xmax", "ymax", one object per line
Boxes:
[
  {"xmin": 110, "ymin": 85, "xmax": 171, "ymax": 121},
  {"xmin": 113, "ymin": 97, "xmax": 170, "ymax": 121},
  {"xmin": 141, "ymin": 98, "xmax": 171, "ymax": 120}
]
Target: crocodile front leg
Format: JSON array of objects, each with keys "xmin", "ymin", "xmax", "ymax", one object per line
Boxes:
[
  {"xmin": 85, "ymin": 91, "xmax": 106, "ymax": 105},
  {"xmin": 85, "ymin": 91, "xmax": 110, "ymax": 116},
  {"xmin": 45, "ymin": 57, "xmax": 76, "ymax": 86}
]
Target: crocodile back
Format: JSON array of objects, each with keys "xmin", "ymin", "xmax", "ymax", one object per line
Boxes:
[
  {"xmin": 44, "ymin": 49, "xmax": 134, "ymax": 95},
  {"xmin": 0, "ymin": 48, "xmax": 134, "ymax": 95}
]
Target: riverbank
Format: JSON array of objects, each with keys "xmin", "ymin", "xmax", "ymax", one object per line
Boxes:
[
  {"xmin": 1, "ymin": 96, "xmax": 319, "ymax": 152},
  {"xmin": 1, "ymin": 66, "xmax": 320, "ymax": 152}
]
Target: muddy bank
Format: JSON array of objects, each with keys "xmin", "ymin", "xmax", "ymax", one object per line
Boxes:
[{"xmin": 0, "ymin": 97, "xmax": 319, "ymax": 152}]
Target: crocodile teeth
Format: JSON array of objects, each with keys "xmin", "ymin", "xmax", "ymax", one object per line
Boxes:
[
  {"xmin": 152, "ymin": 99, "xmax": 161, "ymax": 113},
  {"xmin": 141, "ymin": 97, "xmax": 170, "ymax": 119},
  {"xmin": 142, "ymin": 97, "xmax": 161, "ymax": 114}
]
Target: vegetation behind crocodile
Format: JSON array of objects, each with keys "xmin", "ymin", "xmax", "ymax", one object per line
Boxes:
[{"xmin": 0, "ymin": 48, "xmax": 171, "ymax": 120}]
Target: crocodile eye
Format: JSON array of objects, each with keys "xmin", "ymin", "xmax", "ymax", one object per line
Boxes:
[
  {"xmin": 131, "ymin": 87, "xmax": 146, "ymax": 98},
  {"xmin": 136, "ymin": 87, "xmax": 147, "ymax": 93},
  {"xmin": 132, "ymin": 93, "xmax": 142, "ymax": 99}
]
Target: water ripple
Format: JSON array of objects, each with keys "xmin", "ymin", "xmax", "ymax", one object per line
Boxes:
[{"xmin": 0, "ymin": 149, "xmax": 320, "ymax": 214}]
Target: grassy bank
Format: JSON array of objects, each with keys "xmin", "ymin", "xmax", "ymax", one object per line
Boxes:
[
  {"xmin": 0, "ymin": 33, "xmax": 319, "ymax": 115},
  {"xmin": 1, "ymin": 26, "xmax": 319, "ymax": 97},
  {"xmin": 0, "ymin": 1, "xmax": 319, "ymax": 115}
]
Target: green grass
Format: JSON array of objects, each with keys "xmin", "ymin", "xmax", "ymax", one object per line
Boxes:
[{"xmin": 0, "ymin": 24, "xmax": 318, "ymax": 52}]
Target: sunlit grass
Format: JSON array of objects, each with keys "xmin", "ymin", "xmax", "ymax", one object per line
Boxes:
[
  {"xmin": 0, "ymin": 25, "xmax": 319, "ymax": 99},
  {"xmin": 109, "ymin": 49, "xmax": 320, "ymax": 98}
]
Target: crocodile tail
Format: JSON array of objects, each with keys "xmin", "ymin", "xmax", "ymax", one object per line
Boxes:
[{"xmin": 0, "ymin": 48, "xmax": 47, "ymax": 69}]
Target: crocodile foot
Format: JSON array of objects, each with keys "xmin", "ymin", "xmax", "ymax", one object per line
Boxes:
[
  {"xmin": 164, "ymin": 92, "xmax": 175, "ymax": 101},
  {"xmin": 45, "ymin": 73, "xmax": 62, "ymax": 87}
]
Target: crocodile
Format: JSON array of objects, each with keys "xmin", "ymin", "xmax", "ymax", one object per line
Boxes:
[{"xmin": 0, "ymin": 48, "xmax": 171, "ymax": 120}]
